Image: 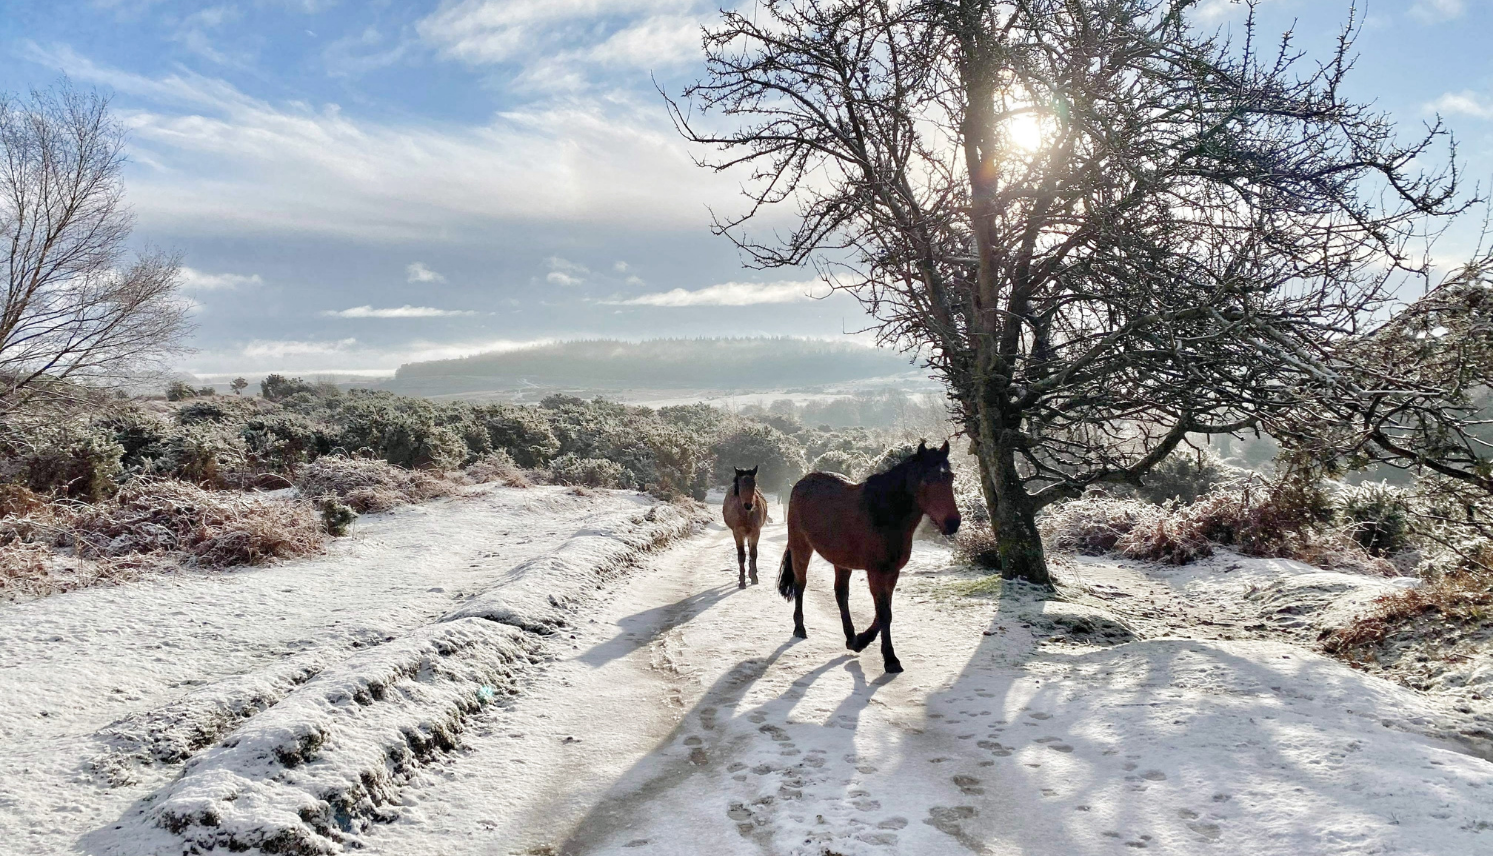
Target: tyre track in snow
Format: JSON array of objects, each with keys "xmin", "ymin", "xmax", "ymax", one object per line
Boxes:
[{"xmin": 362, "ymin": 514, "xmax": 1493, "ymax": 856}]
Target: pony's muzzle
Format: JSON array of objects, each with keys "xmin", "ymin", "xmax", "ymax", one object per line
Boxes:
[
  {"xmin": 941, "ymin": 514, "xmax": 961, "ymax": 536},
  {"xmin": 743, "ymin": 502, "xmax": 755, "ymax": 512}
]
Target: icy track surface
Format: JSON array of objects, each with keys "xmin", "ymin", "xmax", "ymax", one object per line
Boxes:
[
  {"xmin": 0, "ymin": 485, "xmax": 684, "ymax": 855},
  {"xmin": 3, "ymin": 490, "xmax": 1490, "ymax": 855},
  {"xmin": 365, "ymin": 518, "xmax": 1491, "ymax": 856}
]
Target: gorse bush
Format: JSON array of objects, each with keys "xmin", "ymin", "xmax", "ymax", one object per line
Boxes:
[
  {"xmin": 295, "ymin": 456, "xmax": 455, "ymax": 513},
  {"xmin": 1133, "ymin": 448, "xmax": 1245, "ymax": 504},
  {"xmin": 548, "ymin": 454, "xmax": 627, "ymax": 489},
  {"xmin": 1338, "ymin": 482, "xmax": 1413, "ymax": 557},
  {"xmin": 0, "ymin": 422, "xmax": 124, "ymax": 501},
  {"xmin": 711, "ymin": 422, "xmax": 806, "ymax": 493}
]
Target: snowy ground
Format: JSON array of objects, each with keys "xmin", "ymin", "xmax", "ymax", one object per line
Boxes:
[
  {"xmin": 3, "ymin": 492, "xmax": 1491, "ymax": 854},
  {"xmin": 0, "ymin": 485, "xmax": 696, "ymax": 855}
]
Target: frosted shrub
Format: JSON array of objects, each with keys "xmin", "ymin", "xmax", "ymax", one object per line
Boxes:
[
  {"xmin": 1040, "ymin": 495, "xmax": 1164, "ymax": 555},
  {"xmin": 295, "ymin": 456, "xmax": 455, "ymax": 513},
  {"xmin": 464, "ymin": 449, "xmax": 532, "ymax": 488},
  {"xmin": 1337, "ymin": 482, "xmax": 1412, "ymax": 557},
  {"xmin": 0, "ymin": 422, "xmax": 124, "ymax": 501},
  {"xmin": 548, "ymin": 454, "xmax": 627, "ymax": 489},
  {"xmin": 810, "ymin": 449, "xmax": 865, "ymax": 477}
]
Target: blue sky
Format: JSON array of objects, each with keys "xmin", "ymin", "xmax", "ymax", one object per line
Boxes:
[{"xmin": 0, "ymin": 0, "xmax": 1490, "ymax": 375}]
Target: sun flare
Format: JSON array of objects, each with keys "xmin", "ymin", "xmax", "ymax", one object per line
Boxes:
[{"xmin": 1004, "ymin": 112, "xmax": 1046, "ymax": 153}]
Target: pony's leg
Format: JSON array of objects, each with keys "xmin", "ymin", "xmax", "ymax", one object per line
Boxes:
[
  {"xmin": 790, "ymin": 536, "xmax": 812, "ymax": 638},
  {"xmin": 734, "ymin": 530, "xmax": 747, "ymax": 589},
  {"xmin": 747, "ymin": 530, "xmax": 760, "ymax": 585},
  {"xmin": 850, "ymin": 573, "xmax": 881, "ymax": 653},
  {"xmin": 834, "ymin": 566, "xmax": 856, "ymax": 648},
  {"xmin": 872, "ymin": 569, "xmax": 903, "ymax": 673}
]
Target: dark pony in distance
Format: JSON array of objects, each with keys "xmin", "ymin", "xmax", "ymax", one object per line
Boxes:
[
  {"xmin": 776, "ymin": 440, "xmax": 960, "ymax": 673},
  {"xmin": 723, "ymin": 465, "xmax": 768, "ymax": 588}
]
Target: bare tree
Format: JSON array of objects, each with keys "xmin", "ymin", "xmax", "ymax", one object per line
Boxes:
[
  {"xmin": 670, "ymin": 0, "xmax": 1471, "ymax": 584},
  {"xmin": 0, "ymin": 82, "xmax": 191, "ymax": 416},
  {"xmin": 1283, "ymin": 256, "xmax": 1493, "ymax": 495}
]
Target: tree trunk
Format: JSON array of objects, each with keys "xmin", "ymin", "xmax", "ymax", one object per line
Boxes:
[{"xmin": 972, "ymin": 382, "xmax": 1054, "ymax": 588}]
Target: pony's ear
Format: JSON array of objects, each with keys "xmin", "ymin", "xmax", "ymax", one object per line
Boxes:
[
  {"xmin": 734, "ymin": 467, "xmax": 744, "ymax": 476},
  {"xmin": 916, "ymin": 440, "xmax": 928, "ymax": 457},
  {"xmin": 749, "ymin": 465, "xmax": 759, "ymax": 475},
  {"xmin": 939, "ymin": 439, "xmax": 950, "ymax": 456}
]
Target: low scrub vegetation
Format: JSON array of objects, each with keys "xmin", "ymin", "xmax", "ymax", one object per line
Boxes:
[{"xmin": 0, "ymin": 377, "xmax": 946, "ymax": 599}]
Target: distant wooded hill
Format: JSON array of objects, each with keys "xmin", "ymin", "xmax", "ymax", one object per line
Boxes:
[{"xmin": 385, "ymin": 338, "xmax": 918, "ymax": 395}]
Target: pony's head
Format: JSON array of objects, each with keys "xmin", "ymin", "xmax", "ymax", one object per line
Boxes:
[
  {"xmin": 908, "ymin": 440, "xmax": 960, "ymax": 536},
  {"xmin": 733, "ymin": 465, "xmax": 760, "ymax": 512}
]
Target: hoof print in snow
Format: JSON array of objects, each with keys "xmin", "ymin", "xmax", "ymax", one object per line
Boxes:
[
  {"xmin": 952, "ymin": 774, "xmax": 984, "ymax": 795},
  {"xmin": 923, "ymin": 805, "xmax": 978, "ymax": 839}
]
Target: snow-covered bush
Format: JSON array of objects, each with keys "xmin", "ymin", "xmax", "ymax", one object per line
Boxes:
[
  {"xmin": 294, "ymin": 456, "xmax": 455, "ymax": 513},
  {"xmin": 174, "ymin": 395, "xmax": 261, "ymax": 426},
  {"xmin": 711, "ymin": 422, "xmax": 806, "ymax": 493},
  {"xmin": 240, "ymin": 413, "xmax": 331, "ymax": 474},
  {"xmin": 809, "ymin": 449, "xmax": 865, "ymax": 477},
  {"xmin": 548, "ymin": 454, "xmax": 627, "ymax": 489},
  {"xmin": 464, "ymin": 450, "xmax": 532, "ymax": 488},
  {"xmin": 857, "ymin": 441, "xmax": 920, "ymax": 478},
  {"xmin": 1133, "ymin": 448, "xmax": 1247, "ymax": 504},
  {"xmin": 1040, "ymin": 494, "xmax": 1165, "ymax": 555},
  {"xmin": 954, "ymin": 526, "xmax": 1002, "ymax": 569},
  {"xmin": 333, "ymin": 392, "xmax": 467, "ymax": 470},
  {"xmin": 1337, "ymin": 482, "xmax": 1413, "ymax": 557},
  {"xmin": 0, "ymin": 421, "xmax": 124, "ymax": 501}
]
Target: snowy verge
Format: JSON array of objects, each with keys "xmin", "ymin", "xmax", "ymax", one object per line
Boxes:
[
  {"xmin": 93, "ymin": 652, "xmax": 329, "ymax": 785},
  {"xmin": 133, "ymin": 497, "xmax": 708, "ymax": 854},
  {"xmin": 443, "ymin": 500, "xmax": 707, "ymax": 632},
  {"xmin": 146, "ymin": 619, "xmax": 537, "ymax": 854}
]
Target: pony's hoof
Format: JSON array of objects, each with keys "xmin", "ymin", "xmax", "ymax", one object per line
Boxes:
[
  {"xmin": 793, "ymin": 627, "xmax": 808, "ymax": 639},
  {"xmin": 884, "ymin": 660, "xmax": 904, "ymax": 674},
  {"xmin": 749, "ymin": 574, "xmax": 759, "ymax": 585},
  {"xmin": 738, "ymin": 580, "xmax": 746, "ymax": 589},
  {"xmin": 845, "ymin": 638, "xmax": 857, "ymax": 650}
]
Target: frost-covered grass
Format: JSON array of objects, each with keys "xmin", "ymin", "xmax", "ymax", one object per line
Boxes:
[
  {"xmin": 0, "ymin": 479, "xmax": 324, "ymax": 600},
  {"xmin": 294, "ymin": 456, "xmax": 457, "ymax": 513},
  {"xmin": 1040, "ymin": 482, "xmax": 1394, "ymax": 574}
]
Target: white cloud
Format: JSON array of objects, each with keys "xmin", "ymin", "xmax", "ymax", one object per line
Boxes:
[
  {"xmin": 613, "ymin": 261, "xmax": 629, "ymax": 272},
  {"xmin": 1427, "ymin": 90, "xmax": 1493, "ymax": 119},
  {"xmin": 322, "ymin": 305, "xmax": 476, "ymax": 318},
  {"xmin": 178, "ymin": 267, "xmax": 264, "ymax": 290},
  {"xmin": 242, "ymin": 338, "xmax": 359, "ymax": 359},
  {"xmin": 24, "ymin": 43, "xmax": 739, "ymax": 242},
  {"xmin": 608, "ymin": 279, "xmax": 825, "ymax": 307},
  {"xmin": 1410, "ymin": 0, "xmax": 1465, "ymax": 23},
  {"xmin": 406, "ymin": 262, "xmax": 447, "ymax": 283},
  {"xmin": 417, "ymin": 0, "xmax": 693, "ymax": 66},
  {"xmin": 545, "ymin": 256, "xmax": 588, "ymax": 286},
  {"xmin": 190, "ymin": 336, "xmax": 552, "ymax": 373}
]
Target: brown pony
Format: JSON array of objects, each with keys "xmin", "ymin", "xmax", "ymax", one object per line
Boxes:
[
  {"xmin": 723, "ymin": 465, "xmax": 769, "ymax": 588},
  {"xmin": 776, "ymin": 441, "xmax": 960, "ymax": 673}
]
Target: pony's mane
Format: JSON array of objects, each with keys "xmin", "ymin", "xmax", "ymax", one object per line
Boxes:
[{"xmin": 861, "ymin": 454, "xmax": 925, "ymax": 530}]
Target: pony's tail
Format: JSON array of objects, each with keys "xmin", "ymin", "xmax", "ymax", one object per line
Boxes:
[{"xmin": 777, "ymin": 548, "xmax": 797, "ymax": 601}]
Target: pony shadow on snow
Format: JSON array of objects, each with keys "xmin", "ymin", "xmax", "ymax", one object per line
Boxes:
[
  {"xmin": 578, "ymin": 582, "xmax": 739, "ymax": 668},
  {"xmin": 555, "ymin": 638, "xmax": 894, "ymax": 854}
]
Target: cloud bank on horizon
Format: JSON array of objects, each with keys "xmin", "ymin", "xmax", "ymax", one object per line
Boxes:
[{"xmin": 1, "ymin": 0, "xmax": 1489, "ymax": 375}]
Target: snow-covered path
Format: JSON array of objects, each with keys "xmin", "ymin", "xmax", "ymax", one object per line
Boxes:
[
  {"xmin": 0, "ymin": 486, "xmax": 663, "ymax": 856},
  {"xmin": 361, "ymin": 517, "xmax": 1493, "ymax": 856}
]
